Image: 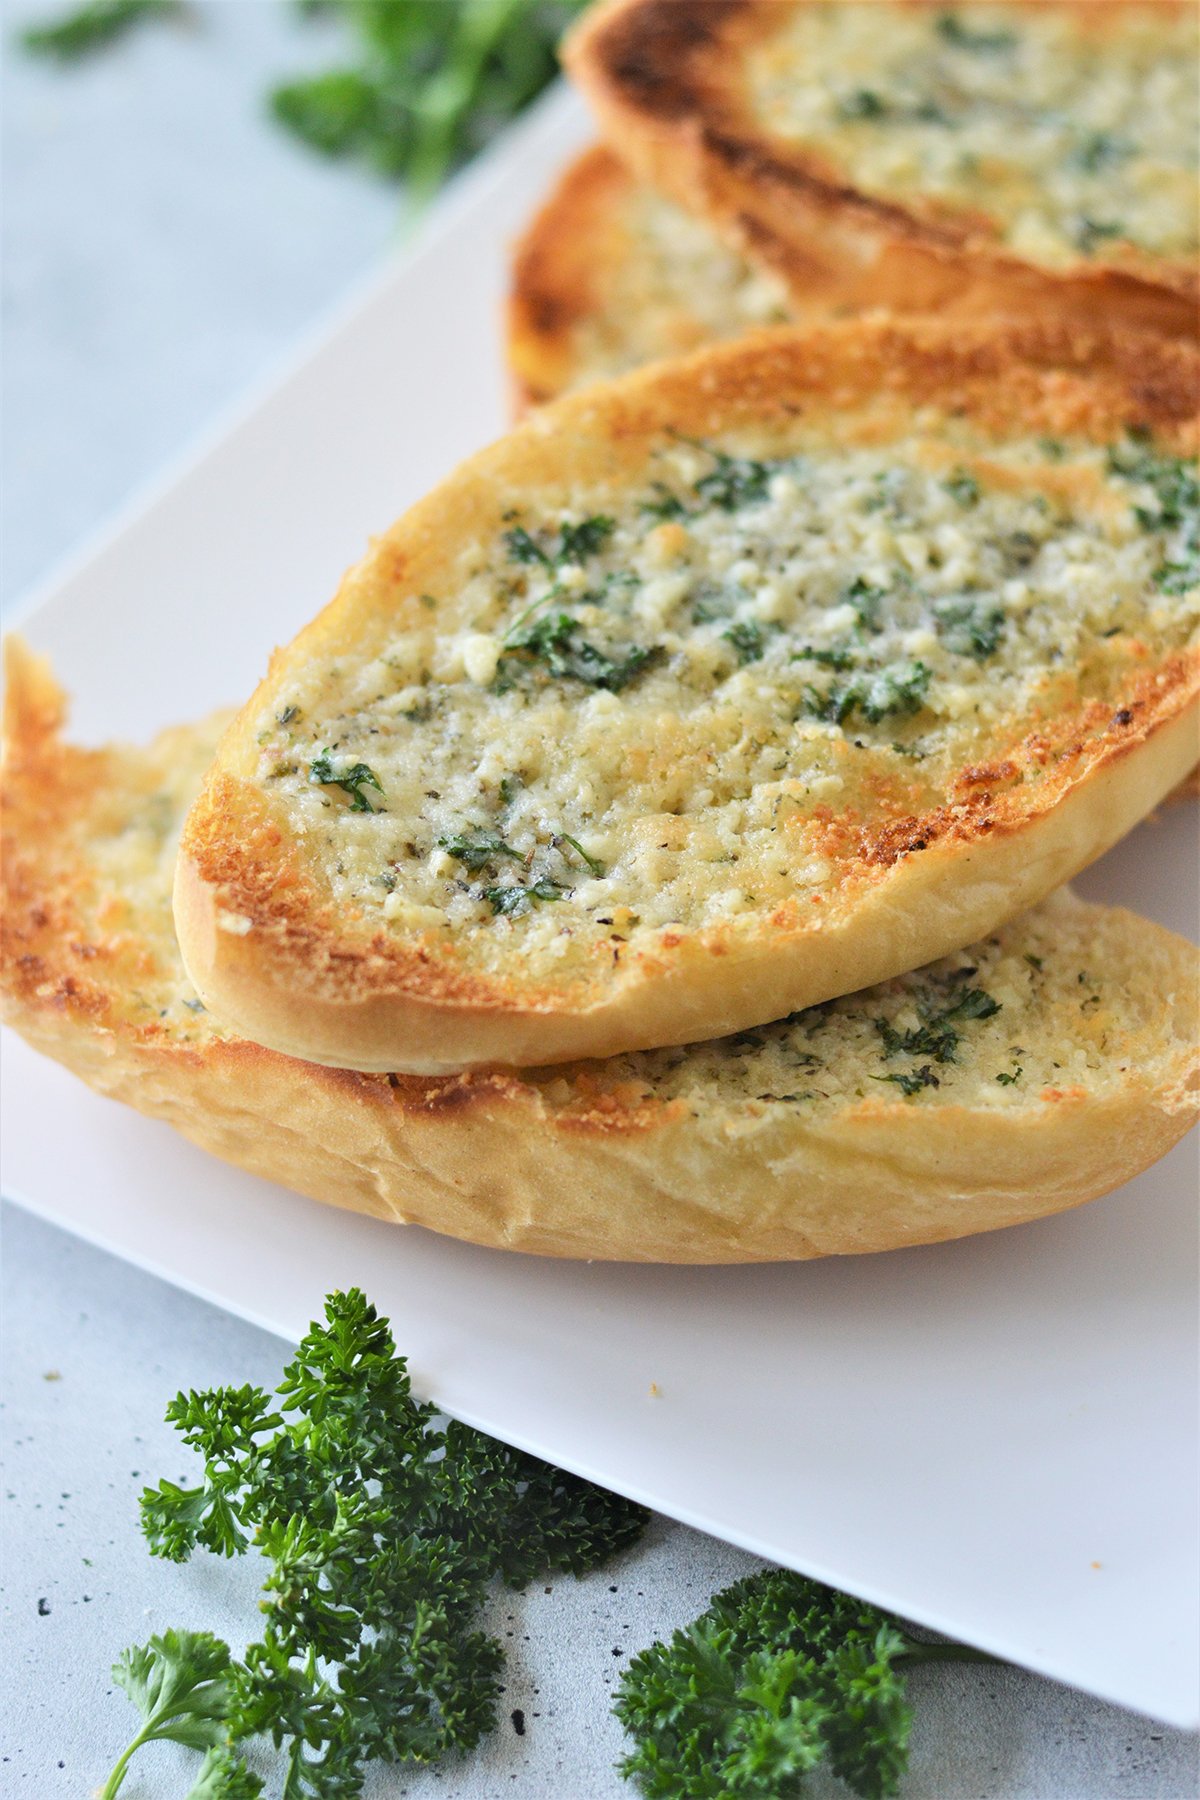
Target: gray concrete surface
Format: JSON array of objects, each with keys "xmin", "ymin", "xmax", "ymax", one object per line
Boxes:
[{"xmin": 4, "ymin": 1207, "xmax": 1199, "ymax": 1799}]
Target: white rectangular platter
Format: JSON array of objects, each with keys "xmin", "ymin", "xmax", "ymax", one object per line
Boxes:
[{"xmin": 3, "ymin": 84, "xmax": 1197, "ymax": 1729}]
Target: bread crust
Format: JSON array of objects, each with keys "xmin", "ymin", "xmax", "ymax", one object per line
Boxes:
[
  {"xmin": 508, "ymin": 145, "xmax": 637, "ymax": 407},
  {"xmin": 173, "ymin": 320, "xmax": 1200, "ymax": 1074},
  {"xmin": 565, "ymin": 0, "xmax": 1200, "ymax": 342},
  {"xmin": 508, "ymin": 143, "xmax": 793, "ymax": 408},
  {"xmin": 4, "ymin": 644, "xmax": 1197, "ymax": 1264}
]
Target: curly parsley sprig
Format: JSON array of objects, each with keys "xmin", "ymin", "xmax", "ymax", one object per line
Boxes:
[
  {"xmin": 614, "ymin": 1568, "xmax": 996, "ymax": 1800},
  {"xmin": 109, "ymin": 1288, "xmax": 646, "ymax": 1798}
]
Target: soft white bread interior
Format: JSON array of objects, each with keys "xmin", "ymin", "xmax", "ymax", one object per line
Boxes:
[
  {"xmin": 3, "ymin": 640, "xmax": 1197, "ymax": 1264},
  {"xmin": 172, "ymin": 320, "xmax": 1199, "ymax": 1074}
]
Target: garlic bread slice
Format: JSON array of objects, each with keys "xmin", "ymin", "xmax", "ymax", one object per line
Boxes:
[
  {"xmin": 173, "ymin": 320, "xmax": 1199, "ymax": 1073},
  {"xmin": 4, "ymin": 641, "xmax": 1196, "ymax": 1264},
  {"xmin": 566, "ymin": 0, "xmax": 1199, "ymax": 341}
]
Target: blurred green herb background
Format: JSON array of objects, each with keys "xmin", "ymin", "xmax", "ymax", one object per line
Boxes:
[{"xmin": 21, "ymin": 0, "xmax": 587, "ymax": 199}]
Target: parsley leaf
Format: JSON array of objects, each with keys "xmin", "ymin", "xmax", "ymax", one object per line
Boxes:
[
  {"xmin": 100, "ymin": 1631, "xmax": 246, "ymax": 1800},
  {"xmin": 838, "ymin": 87, "xmax": 889, "ymax": 121},
  {"xmin": 793, "ymin": 643, "xmax": 858, "ymax": 672},
  {"xmin": 802, "ymin": 660, "xmax": 932, "ymax": 728},
  {"xmin": 556, "ymin": 833, "xmax": 605, "ymax": 878},
  {"xmin": 1073, "ymin": 216, "xmax": 1125, "ymax": 255},
  {"xmin": 875, "ymin": 982, "xmax": 1001, "ymax": 1070},
  {"xmin": 935, "ymin": 11, "xmax": 1017, "ymax": 52},
  {"xmin": 694, "ymin": 448, "xmax": 776, "ymax": 511},
  {"xmin": 438, "ymin": 829, "xmax": 523, "ymax": 872},
  {"xmin": 837, "ymin": 88, "xmax": 949, "ymax": 127},
  {"xmin": 934, "ymin": 597, "xmax": 1005, "ymax": 661},
  {"xmin": 615, "ymin": 1568, "xmax": 995, "ymax": 1799},
  {"xmin": 503, "ymin": 524, "xmax": 551, "ymax": 566},
  {"xmin": 873, "ymin": 1065, "xmax": 940, "ymax": 1097},
  {"xmin": 723, "ymin": 620, "xmax": 767, "ymax": 665},
  {"xmin": 21, "ymin": 0, "xmax": 180, "ymax": 59},
  {"xmin": 943, "ymin": 468, "xmax": 981, "ymax": 508},
  {"xmin": 690, "ymin": 580, "xmax": 736, "ymax": 625},
  {"xmin": 502, "ymin": 611, "xmax": 663, "ymax": 692},
  {"xmin": 1154, "ymin": 554, "xmax": 1200, "ymax": 596},
  {"xmin": 504, "ymin": 515, "xmax": 615, "ymax": 568},
  {"xmin": 270, "ymin": 0, "xmax": 589, "ymax": 199},
  {"xmin": 845, "ymin": 576, "xmax": 886, "ymax": 632},
  {"xmin": 270, "ymin": 66, "xmax": 387, "ymax": 165},
  {"xmin": 558, "ymin": 515, "xmax": 617, "ymax": 563},
  {"xmin": 308, "ymin": 750, "xmax": 384, "ymax": 812},
  {"xmin": 25, "ymin": 2, "xmax": 592, "ymax": 205},
  {"xmin": 641, "ymin": 482, "xmax": 690, "ymax": 521},
  {"xmin": 484, "ymin": 877, "xmax": 565, "ymax": 915},
  {"xmin": 1116, "ymin": 449, "xmax": 1197, "ymax": 529},
  {"xmin": 1106, "ymin": 438, "xmax": 1200, "ymax": 595},
  {"xmin": 1070, "ymin": 131, "xmax": 1133, "ymax": 174},
  {"xmin": 182, "ymin": 1745, "xmax": 263, "ymax": 1800}
]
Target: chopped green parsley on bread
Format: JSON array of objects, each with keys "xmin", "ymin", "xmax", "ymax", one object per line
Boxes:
[
  {"xmin": 3, "ymin": 640, "xmax": 1196, "ymax": 1263},
  {"xmin": 171, "ymin": 321, "xmax": 1199, "ymax": 1074}
]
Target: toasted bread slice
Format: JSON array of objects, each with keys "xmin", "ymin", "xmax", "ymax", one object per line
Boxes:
[
  {"xmin": 504, "ymin": 162, "xmax": 1200, "ymax": 817},
  {"xmin": 505, "ymin": 154, "xmax": 1200, "ymax": 805},
  {"xmin": 4, "ymin": 641, "xmax": 1196, "ymax": 1263},
  {"xmin": 173, "ymin": 320, "xmax": 1200, "ymax": 1075},
  {"xmin": 509, "ymin": 143, "xmax": 794, "ymax": 406},
  {"xmin": 566, "ymin": 0, "xmax": 1199, "ymax": 341}
]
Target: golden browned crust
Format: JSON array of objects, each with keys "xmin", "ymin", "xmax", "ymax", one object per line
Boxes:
[
  {"xmin": 507, "ymin": 143, "xmax": 793, "ymax": 408},
  {"xmin": 3, "ymin": 644, "xmax": 1197, "ymax": 1263},
  {"xmin": 565, "ymin": 0, "xmax": 1200, "ymax": 341},
  {"xmin": 173, "ymin": 319, "xmax": 1200, "ymax": 1074},
  {"xmin": 508, "ymin": 145, "xmax": 634, "ymax": 407}
]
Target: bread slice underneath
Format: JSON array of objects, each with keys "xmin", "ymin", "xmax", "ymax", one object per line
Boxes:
[
  {"xmin": 4, "ymin": 641, "xmax": 1196, "ymax": 1264},
  {"xmin": 174, "ymin": 320, "xmax": 1199, "ymax": 1075},
  {"xmin": 565, "ymin": 0, "xmax": 1199, "ymax": 342},
  {"xmin": 508, "ymin": 143, "xmax": 794, "ymax": 406}
]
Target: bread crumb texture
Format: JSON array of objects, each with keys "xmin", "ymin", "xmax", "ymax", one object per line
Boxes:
[
  {"xmin": 575, "ymin": 183, "xmax": 791, "ymax": 370},
  {"xmin": 3, "ymin": 682, "xmax": 1194, "ymax": 1128},
  {"xmin": 557, "ymin": 161, "xmax": 791, "ymax": 390},
  {"xmin": 745, "ymin": 2, "xmax": 1198, "ymax": 271},
  {"xmin": 511, "ymin": 146, "xmax": 793, "ymax": 399},
  {"xmin": 251, "ymin": 421, "xmax": 1198, "ymax": 981}
]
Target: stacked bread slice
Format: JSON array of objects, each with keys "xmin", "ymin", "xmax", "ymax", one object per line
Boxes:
[
  {"xmin": 2, "ymin": 1, "xmax": 1198, "ymax": 1262},
  {"xmin": 540, "ymin": 0, "xmax": 1199, "ymax": 397}
]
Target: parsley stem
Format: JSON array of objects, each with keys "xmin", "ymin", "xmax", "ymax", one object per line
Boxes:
[
  {"xmin": 503, "ymin": 583, "xmax": 564, "ymax": 644},
  {"xmin": 98, "ymin": 1729, "xmax": 146, "ymax": 1800},
  {"xmin": 406, "ymin": 0, "xmax": 531, "ymax": 201}
]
